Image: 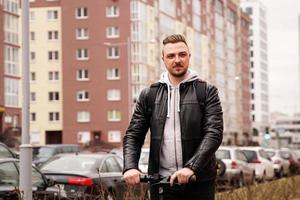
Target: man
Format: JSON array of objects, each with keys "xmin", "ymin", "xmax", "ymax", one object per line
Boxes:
[{"xmin": 123, "ymin": 34, "xmax": 223, "ymax": 200}]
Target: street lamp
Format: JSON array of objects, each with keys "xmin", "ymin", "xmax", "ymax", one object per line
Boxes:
[{"xmin": 20, "ymin": 0, "xmax": 32, "ymax": 199}]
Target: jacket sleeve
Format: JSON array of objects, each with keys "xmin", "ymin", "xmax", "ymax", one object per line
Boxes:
[
  {"xmin": 184, "ymin": 84, "xmax": 223, "ymax": 174},
  {"xmin": 123, "ymin": 88, "xmax": 150, "ymax": 174}
]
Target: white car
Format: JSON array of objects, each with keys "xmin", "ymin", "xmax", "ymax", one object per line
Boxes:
[
  {"xmin": 139, "ymin": 147, "xmax": 149, "ymax": 173},
  {"xmin": 216, "ymin": 146, "xmax": 255, "ymax": 187},
  {"xmin": 265, "ymin": 148, "xmax": 290, "ymax": 177},
  {"xmin": 239, "ymin": 146, "xmax": 275, "ymax": 181}
]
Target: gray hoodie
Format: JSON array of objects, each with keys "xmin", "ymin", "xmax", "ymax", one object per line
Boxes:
[{"xmin": 158, "ymin": 69, "xmax": 200, "ymax": 177}]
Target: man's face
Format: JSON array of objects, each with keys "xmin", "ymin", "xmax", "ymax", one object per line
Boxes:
[{"xmin": 162, "ymin": 42, "xmax": 190, "ymax": 78}]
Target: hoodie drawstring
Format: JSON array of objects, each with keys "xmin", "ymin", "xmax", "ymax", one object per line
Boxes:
[
  {"xmin": 167, "ymin": 85, "xmax": 171, "ymax": 117},
  {"xmin": 176, "ymin": 87, "xmax": 180, "ymax": 113}
]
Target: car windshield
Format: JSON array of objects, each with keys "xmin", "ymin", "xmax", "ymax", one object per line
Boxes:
[
  {"xmin": 242, "ymin": 150, "xmax": 257, "ymax": 162},
  {"xmin": 279, "ymin": 151, "xmax": 290, "ymax": 160},
  {"xmin": 37, "ymin": 147, "xmax": 55, "ymax": 159},
  {"xmin": 259, "ymin": 149, "xmax": 270, "ymax": 159},
  {"xmin": 216, "ymin": 150, "xmax": 231, "ymax": 159},
  {"xmin": 41, "ymin": 157, "xmax": 97, "ymax": 172},
  {"xmin": 139, "ymin": 151, "xmax": 149, "ymax": 164},
  {"xmin": 266, "ymin": 151, "xmax": 275, "ymax": 158}
]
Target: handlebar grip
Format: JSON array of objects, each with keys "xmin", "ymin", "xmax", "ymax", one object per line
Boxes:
[{"xmin": 189, "ymin": 175, "xmax": 197, "ymax": 183}]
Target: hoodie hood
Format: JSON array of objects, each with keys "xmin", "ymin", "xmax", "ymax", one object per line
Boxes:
[{"xmin": 158, "ymin": 69, "xmax": 200, "ymax": 117}]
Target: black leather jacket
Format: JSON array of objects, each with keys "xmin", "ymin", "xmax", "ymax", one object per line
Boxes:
[{"xmin": 123, "ymin": 80, "xmax": 223, "ymax": 181}]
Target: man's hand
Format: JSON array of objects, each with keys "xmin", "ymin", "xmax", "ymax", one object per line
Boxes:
[
  {"xmin": 123, "ymin": 169, "xmax": 142, "ymax": 185},
  {"xmin": 170, "ymin": 167, "xmax": 194, "ymax": 186}
]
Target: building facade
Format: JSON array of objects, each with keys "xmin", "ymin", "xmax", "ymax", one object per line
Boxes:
[
  {"xmin": 241, "ymin": 0, "xmax": 269, "ymax": 136},
  {"xmin": 27, "ymin": 0, "xmax": 251, "ymax": 148},
  {"xmin": 0, "ymin": 0, "xmax": 21, "ymax": 147}
]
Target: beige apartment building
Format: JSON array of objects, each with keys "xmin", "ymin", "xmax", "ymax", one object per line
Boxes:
[{"xmin": 26, "ymin": 0, "xmax": 251, "ymax": 148}]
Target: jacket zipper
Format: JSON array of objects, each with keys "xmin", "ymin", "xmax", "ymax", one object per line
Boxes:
[{"xmin": 174, "ymin": 87, "xmax": 179, "ymax": 171}]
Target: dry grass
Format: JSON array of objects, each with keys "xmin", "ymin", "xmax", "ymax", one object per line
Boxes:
[
  {"xmin": 216, "ymin": 175, "xmax": 300, "ymax": 200},
  {"xmin": 13, "ymin": 175, "xmax": 300, "ymax": 199}
]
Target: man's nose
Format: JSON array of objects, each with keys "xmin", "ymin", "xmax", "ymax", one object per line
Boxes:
[{"xmin": 174, "ymin": 55, "xmax": 180, "ymax": 62}]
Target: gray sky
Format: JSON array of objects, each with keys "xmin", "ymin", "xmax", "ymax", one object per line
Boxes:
[{"xmin": 260, "ymin": 0, "xmax": 300, "ymax": 116}]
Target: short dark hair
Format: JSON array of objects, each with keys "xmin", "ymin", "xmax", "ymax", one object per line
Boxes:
[{"xmin": 162, "ymin": 34, "xmax": 188, "ymax": 47}]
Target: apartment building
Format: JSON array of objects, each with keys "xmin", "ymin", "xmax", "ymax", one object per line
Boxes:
[
  {"xmin": 27, "ymin": 0, "xmax": 251, "ymax": 148},
  {"xmin": 0, "ymin": 0, "xmax": 21, "ymax": 147},
  {"xmin": 201, "ymin": 0, "xmax": 251, "ymax": 144},
  {"xmin": 241, "ymin": 0, "xmax": 269, "ymax": 135}
]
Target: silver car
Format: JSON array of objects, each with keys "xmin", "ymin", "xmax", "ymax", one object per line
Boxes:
[
  {"xmin": 239, "ymin": 146, "xmax": 275, "ymax": 182},
  {"xmin": 216, "ymin": 146, "xmax": 255, "ymax": 188},
  {"xmin": 265, "ymin": 148, "xmax": 290, "ymax": 178}
]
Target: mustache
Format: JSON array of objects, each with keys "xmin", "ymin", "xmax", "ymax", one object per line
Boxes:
[{"xmin": 173, "ymin": 63, "xmax": 183, "ymax": 67}]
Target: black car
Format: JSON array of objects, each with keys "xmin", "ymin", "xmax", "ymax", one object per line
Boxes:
[
  {"xmin": 0, "ymin": 158, "xmax": 57, "ymax": 200},
  {"xmin": 40, "ymin": 153, "xmax": 148, "ymax": 199}
]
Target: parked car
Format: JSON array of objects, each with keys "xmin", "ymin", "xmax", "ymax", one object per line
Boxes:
[
  {"xmin": 293, "ymin": 149, "xmax": 300, "ymax": 161},
  {"xmin": 139, "ymin": 147, "xmax": 150, "ymax": 173},
  {"xmin": 0, "ymin": 158, "xmax": 58, "ymax": 199},
  {"xmin": 33, "ymin": 144, "xmax": 80, "ymax": 167},
  {"xmin": 40, "ymin": 153, "xmax": 147, "ymax": 199},
  {"xmin": 265, "ymin": 148, "xmax": 290, "ymax": 178},
  {"xmin": 0, "ymin": 142, "xmax": 18, "ymax": 158},
  {"xmin": 280, "ymin": 148, "xmax": 300, "ymax": 174},
  {"xmin": 216, "ymin": 146, "xmax": 255, "ymax": 188},
  {"xmin": 110, "ymin": 147, "xmax": 123, "ymax": 158},
  {"xmin": 239, "ymin": 146, "xmax": 275, "ymax": 182}
]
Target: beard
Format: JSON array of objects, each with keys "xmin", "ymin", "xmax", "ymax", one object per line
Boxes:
[{"xmin": 169, "ymin": 64, "xmax": 188, "ymax": 77}]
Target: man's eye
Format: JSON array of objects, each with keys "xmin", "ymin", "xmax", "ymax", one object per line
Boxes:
[
  {"xmin": 179, "ymin": 53, "xmax": 187, "ymax": 57},
  {"xmin": 167, "ymin": 55, "xmax": 175, "ymax": 59}
]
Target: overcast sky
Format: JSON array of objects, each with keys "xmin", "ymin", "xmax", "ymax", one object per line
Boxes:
[{"xmin": 260, "ymin": 0, "xmax": 300, "ymax": 116}]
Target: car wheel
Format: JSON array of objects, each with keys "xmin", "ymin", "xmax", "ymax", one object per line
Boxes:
[
  {"xmin": 277, "ymin": 168, "xmax": 284, "ymax": 178},
  {"xmin": 251, "ymin": 171, "xmax": 256, "ymax": 185},
  {"xmin": 216, "ymin": 158, "xmax": 226, "ymax": 177},
  {"xmin": 261, "ymin": 171, "xmax": 266, "ymax": 183},
  {"xmin": 105, "ymin": 190, "xmax": 115, "ymax": 200},
  {"xmin": 237, "ymin": 173, "xmax": 244, "ymax": 188}
]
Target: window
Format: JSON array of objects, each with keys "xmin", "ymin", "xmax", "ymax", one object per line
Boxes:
[
  {"xmin": 30, "ymin": 52, "xmax": 36, "ymax": 62},
  {"xmin": 31, "ymin": 112, "xmax": 36, "ymax": 122},
  {"xmin": 108, "ymin": 130, "xmax": 121, "ymax": 143},
  {"xmin": 4, "ymin": 78, "xmax": 19, "ymax": 107},
  {"xmin": 77, "ymin": 48, "xmax": 89, "ymax": 60},
  {"xmin": 30, "ymin": 92, "xmax": 36, "ymax": 102},
  {"xmin": 48, "ymin": 51, "xmax": 59, "ymax": 61},
  {"xmin": 77, "ymin": 111, "xmax": 90, "ymax": 122},
  {"xmin": 246, "ymin": 7, "xmax": 252, "ymax": 15},
  {"xmin": 30, "ymin": 72, "xmax": 36, "ymax": 82},
  {"xmin": 49, "ymin": 112, "xmax": 59, "ymax": 122},
  {"xmin": 77, "ymin": 90, "xmax": 89, "ymax": 101},
  {"xmin": 107, "ymin": 68, "xmax": 120, "ymax": 80},
  {"xmin": 76, "ymin": 28, "xmax": 89, "ymax": 40},
  {"xmin": 30, "ymin": 11, "xmax": 35, "ymax": 21},
  {"xmin": 106, "ymin": 47, "xmax": 119, "ymax": 59},
  {"xmin": 4, "ymin": 46, "xmax": 19, "ymax": 76},
  {"xmin": 76, "ymin": 7, "xmax": 88, "ymax": 19},
  {"xmin": 106, "ymin": 26, "xmax": 120, "ymax": 38},
  {"xmin": 107, "ymin": 89, "xmax": 121, "ymax": 101},
  {"xmin": 77, "ymin": 69, "xmax": 89, "ymax": 81},
  {"xmin": 30, "ymin": 32, "xmax": 35, "ymax": 41},
  {"xmin": 48, "ymin": 91, "xmax": 59, "ymax": 101},
  {"xmin": 48, "ymin": 30, "xmax": 59, "ymax": 40},
  {"xmin": 107, "ymin": 110, "xmax": 121, "ymax": 121},
  {"xmin": 47, "ymin": 10, "xmax": 58, "ymax": 20},
  {"xmin": 106, "ymin": 6, "xmax": 119, "ymax": 17},
  {"xmin": 48, "ymin": 71, "xmax": 59, "ymax": 81}
]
